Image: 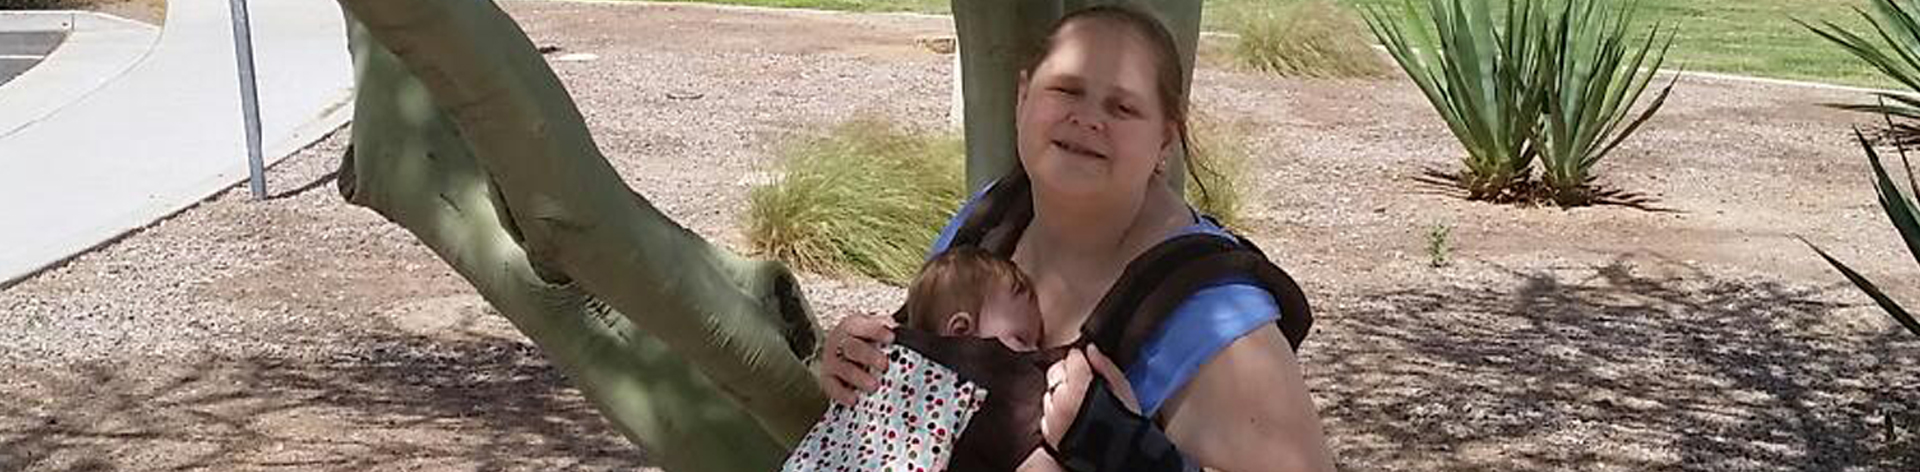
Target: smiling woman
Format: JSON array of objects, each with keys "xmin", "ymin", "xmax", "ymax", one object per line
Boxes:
[{"xmin": 820, "ymin": 5, "xmax": 1337, "ymax": 472}]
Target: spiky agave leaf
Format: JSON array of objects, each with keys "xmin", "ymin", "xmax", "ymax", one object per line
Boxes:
[
  {"xmin": 1535, "ymin": 0, "xmax": 1679, "ymax": 205},
  {"xmin": 1802, "ymin": 0, "xmax": 1920, "ymax": 138},
  {"xmin": 1364, "ymin": 0, "xmax": 1556, "ymax": 200},
  {"xmin": 1806, "ymin": 128, "xmax": 1920, "ymax": 337}
]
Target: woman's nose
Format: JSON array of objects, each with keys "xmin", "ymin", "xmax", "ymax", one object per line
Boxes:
[{"xmin": 1067, "ymin": 107, "xmax": 1106, "ymax": 132}]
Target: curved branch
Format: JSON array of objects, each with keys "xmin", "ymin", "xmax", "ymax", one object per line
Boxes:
[
  {"xmin": 334, "ymin": 0, "xmax": 827, "ymax": 444},
  {"xmin": 340, "ymin": 14, "xmax": 793, "ymax": 471}
]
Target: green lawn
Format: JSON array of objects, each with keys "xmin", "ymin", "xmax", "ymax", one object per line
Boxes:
[
  {"xmin": 629, "ymin": 0, "xmax": 1895, "ymax": 88},
  {"xmin": 1343, "ymin": 0, "xmax": 1890, "ymax": 88}
]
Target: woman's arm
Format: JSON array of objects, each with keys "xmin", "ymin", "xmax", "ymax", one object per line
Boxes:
[{"xmin": 1157, "ymin": 325, "xmax": 1334, "ymax": 472}]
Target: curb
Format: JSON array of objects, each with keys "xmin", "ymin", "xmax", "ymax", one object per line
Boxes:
[{"xmin": 0, "ymin": 10, "xmax": 155, "ymax": 32}]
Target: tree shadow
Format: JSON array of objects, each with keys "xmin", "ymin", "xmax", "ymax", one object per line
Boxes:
[
  {"xmin": 0, "ymin": 329, "xmax": 648, "ymax": 471},
  {"xmin": 1313, "ymin": 257, "xmax": 1920, "ymax": 471}
]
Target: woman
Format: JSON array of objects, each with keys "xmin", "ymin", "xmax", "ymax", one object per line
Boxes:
[{"xmin": 816, "ymin": 5, "xmax": 1334, "ymax": 472}]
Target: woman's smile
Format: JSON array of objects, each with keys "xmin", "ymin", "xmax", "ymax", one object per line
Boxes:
[{"xmin": 1051, "ymin": 138, "xmax": 1108, "ymax": 160}]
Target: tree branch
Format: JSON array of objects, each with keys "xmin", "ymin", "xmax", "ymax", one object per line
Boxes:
[
  {"xmin": 334, "ymin": 0, "xmax": 827, "ymax": 445},
  {"xmin": 340, "ymin": 14, "xmax": 792, "ymax": 471}
]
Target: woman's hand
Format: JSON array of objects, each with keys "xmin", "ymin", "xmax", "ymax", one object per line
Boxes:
[
  {"xmin": 1041, "ymin": 345, "xmax": 1139, "ymax": 448},
  {"xmin": 813, "ymin": 312, "xmax": 897, "ymax": 405}
]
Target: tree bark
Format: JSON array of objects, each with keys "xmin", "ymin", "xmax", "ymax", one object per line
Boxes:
[
  {"xmin": 333, "ymin": 0, "xmax": 825, "ymax": 458},
  {"xmin": 339, "ymin": 15, "xmax": 793, "ymax": 472}
]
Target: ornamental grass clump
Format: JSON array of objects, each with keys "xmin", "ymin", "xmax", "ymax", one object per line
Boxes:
[
  {"xmin": 746, "ymin": 119, "xmax": 965, "ymax": 285},
  {"xmin": 1365, "ymin": 0, "xmax": 1677, "ymax": 206},
  {"xmin": 1187, "ymin": 116, "xmax": 1251, "ymax": 228},
  {"xmin": 1232, "ymin": 0, "xmax": 1389, "ymax": 79}
]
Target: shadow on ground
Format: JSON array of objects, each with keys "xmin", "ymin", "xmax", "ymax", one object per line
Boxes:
[
  {"xmin": 0, "ymin": 327, "xmax": 647, "ymax": 471},
  {"xmin": 7, "ymin": 257, "xmax": 1920, "ymax": 471},
  {"xmin": 1313, "ymin": 257, "xmax": 1920, "ymax": 471}
]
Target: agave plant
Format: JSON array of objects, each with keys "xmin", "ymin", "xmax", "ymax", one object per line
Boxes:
[
  {"xmin": 1368, "ymin": 0, "xmax": 1678, "ymax": 205},
  {"xmin": 1364, "ymin": 0, "xmax": 1557, "ymax": 201},
  {"xmin": 1802, "ymin": 0, "xmax": 1920, "ymax": 143},
  {"xmin": 1806, "ymin": 127, "xmax": 1920, "ymax": 337},
  {"xmin": 1536, "ymin": 0, "xmax": 1678, "ymax": 206}
]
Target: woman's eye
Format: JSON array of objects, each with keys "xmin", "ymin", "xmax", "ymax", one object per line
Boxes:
[{"xmin": 1115, "ymin": 104, "xmax": 1139, "ymax": 118}]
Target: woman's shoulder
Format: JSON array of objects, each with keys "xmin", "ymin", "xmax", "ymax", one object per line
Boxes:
[{"xmin": 1124, "ymin": 274, "xmax": 1282, "ymax": 415}]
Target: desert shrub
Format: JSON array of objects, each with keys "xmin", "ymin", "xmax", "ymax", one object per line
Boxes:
[{"xmin": 746, "ymin": 119, "xmax": 964, "ymax": 285}]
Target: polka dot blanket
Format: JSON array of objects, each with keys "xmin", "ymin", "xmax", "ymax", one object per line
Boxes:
[{"xmin": 782, "ymin": 344, "xmax": 990, "ymax": 472}]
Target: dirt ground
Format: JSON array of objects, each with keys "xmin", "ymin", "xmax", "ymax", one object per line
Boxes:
[{"xmin": 3, "ymin": 1, "xmax": 1918, "ymax": 471}]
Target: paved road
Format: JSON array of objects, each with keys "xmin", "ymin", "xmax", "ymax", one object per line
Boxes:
[
  {"xmin": 0, "ymin": 31, "xmax": 63, "ymax": 84},
  {"xmin": 0, "ymin": 1, "xmax": 354, "ymax": 286}
]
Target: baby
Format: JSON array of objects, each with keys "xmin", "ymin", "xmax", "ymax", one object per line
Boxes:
[
  {"xmin": 784, "ymin": 248, "xmax": 1074, "ymax": 472},
  {"xmin": 901, "ymin": 247, "xmax": 1044, "ymax": 353},
  {"xmin": 900, "ymin": 247, "xmax": 1065, "ymax": 472}
]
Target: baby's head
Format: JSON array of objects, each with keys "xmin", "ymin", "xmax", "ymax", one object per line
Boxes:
[{"xmin": 904, "ymin": 248, "xmax": 1043, "ymax": 351}]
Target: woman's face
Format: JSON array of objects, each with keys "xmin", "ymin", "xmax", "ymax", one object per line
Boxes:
[{"xmin": 1016, "ymin": 19, "xmax": 1175, "ymax": 207}]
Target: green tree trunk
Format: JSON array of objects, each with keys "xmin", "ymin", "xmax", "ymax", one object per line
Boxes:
[
  {"xmin": 333, "ymin": 0, "xmax": 825, "ymax": 462},
  {"xmin": 953, "ymin": 0, "xmax": 1202, "ymax": 192},
  {"xmin": 339, "ymin": 17, "xmax": 790, "ymax": 471}
]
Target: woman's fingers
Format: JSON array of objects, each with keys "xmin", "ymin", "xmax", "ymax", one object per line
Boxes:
[
  {"xmin": 844, "ymin": 312, "xmax": 897, "ymax": 344},
  {"xmin": 820, "ymin": 373, "xmax": 862, "ymax": 405},
  {"xmin": 841, "ymin": 335, "xmax": 890, "ymax": 378},
  {"xmin": 1042, "ymin": 349, "xmax": 1092, "ymax": 447},
  {"xmin": 1081, "ymin": 345, "xmax": 1140, "ymax": 413},
  {"xmin": 838, "ymin": 312, "xmax": 895, "ymax": 379},
  {"xmin": 1041, "ymin": 347, "xmax": 1144, "ymax": 447},
  {"xmin": 813, "ymin": 312, "xmax": 898, "ymax": 406}
]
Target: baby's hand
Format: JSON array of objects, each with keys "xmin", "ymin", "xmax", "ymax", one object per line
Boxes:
[{"xmin": 1041, "ymin": 346, "xmax": 1139, "ymax": 448}]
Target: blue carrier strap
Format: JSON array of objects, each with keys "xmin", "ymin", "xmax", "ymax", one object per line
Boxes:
[
  {"xmin": 1122, "ymin": 220, "xmax": 1285, "ymax": 416},
  {"xmin": 1125, "ymin": 279, "xmax": 1280, "ymax": 415},
  {"xmin": 928, "ymin": 180, "xmax": 997, "ymax": 258}
]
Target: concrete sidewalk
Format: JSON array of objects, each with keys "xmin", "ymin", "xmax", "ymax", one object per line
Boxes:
[{"xmin": 0, "ymin": 0, "xmax": 353, "ymax": 286}]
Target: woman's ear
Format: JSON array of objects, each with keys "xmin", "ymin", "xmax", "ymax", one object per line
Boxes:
[
  {"xmin": 1016, "ymin": 70, "xmax": 1033, "ymax": 104},
  {"xmin": 946, "ymin": 312, "xmax": 976, "ymax": 337},
  {"xmin": 1161, "ymin": 120, "xmax": 1181, "ymax": 156}
]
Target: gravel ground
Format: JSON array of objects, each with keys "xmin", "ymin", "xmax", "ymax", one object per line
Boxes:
[{"xmin": 3, "ymin": 1, "xmax": 1919, "ymax": 470}]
